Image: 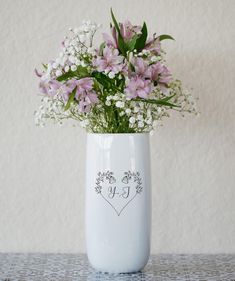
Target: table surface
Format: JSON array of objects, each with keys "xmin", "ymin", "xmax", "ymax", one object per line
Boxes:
[{"xmin": 0, "ymin": 253, "xmax": 235, "ymax": 281}]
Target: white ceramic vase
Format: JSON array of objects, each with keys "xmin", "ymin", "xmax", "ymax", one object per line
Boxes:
[{"xmin": 85, "ymin": 133, "xmax": 151, "ymax": 273}]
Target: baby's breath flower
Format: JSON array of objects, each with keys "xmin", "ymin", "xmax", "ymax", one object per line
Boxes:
[
  {"xmin": 108, "ymin": 72, "xmax": 115, "ymax": 79},
  {"xmin": 64, "ymin": 65, "xmax": 70, "ymax": 72},
  {"xmin": 55, "ymin": 70, "xmax": 62, "ymax": 77},
  {"xmin": 115, "ymin": 101, "xmax": 125, "ymax": 108},
  {"xmin": 134, "ymin": 107, "xmax": 140, "ymax": 113},
  {"xmin": 105, "ymin": 100, "xmax": 111, "ymax": 106},
  {"xmin": 71, "ymin": 65, "xmax": 77, "ymax": 71},
  {"xmin": 129, "ymin": 117, "xmax": 136, "ymax": 124},
  {"xmin": 138, "ymin": 121, "xmax": 144, "ymax": 128},
  {"xmin": 150, "ymin": 56, "xmax": 158, "ymax": 62}
]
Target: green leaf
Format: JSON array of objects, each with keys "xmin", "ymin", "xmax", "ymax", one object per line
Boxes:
[
  {"xmin": 161, "ymin": 94, "xmax": 176, "ymax": 102},
  {"xmin": 99, "ymin": 42, "xmax": 106, "ymax": 56},
  {"xmin": 92, "ymin": 71, "xmax": 111, "ymax": 88},
  {"xmin": 57, "ymin": 71, "xmax": 76, "ymax": 82},
  {"xmin": 126, "ymin": 34, "xmax": 140, "ymax": 51},
  {"xmin": 134, "ymin": 97, "xmax": 179, "ymax": 108},
  {"xmin": 129, "ymin": 62, "xmax": 135, "ymax": 72},
  {"xmin": 92, "ymin": 71, "xmax": 120, "ymax": 92},
  {"xmin": 134, "ymin": 22, "xmax": 148, "ymax": 51},
  {"xmin": 158, "ymin": 34, "xmax": 175, "ymax": 41},
  {"xmin": 76, "ymin": 65, "xmax": 89, "ymax": 77},
  {"xmin": 42, "ymin": 63, "xmax": 47, "ymax": 70},
  {"xmin": 64, "ymin": 87, "xmax": 77, "ymax": 111},
  {"xmin": 110, "ymin": 8, "xmax": 128, "ymax": 56},
  {"xmin": 56, "ymin": 66, "xmax": 89, "ymax": 82},
  {"xmin": 111, "ymin": 8, "xmax": 121, "ymax": 35},
  {"xmin": 117, "ymin": 35, "xmax": 128, "ymax": 55}
]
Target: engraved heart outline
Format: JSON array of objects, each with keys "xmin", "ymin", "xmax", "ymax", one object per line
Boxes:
[{"xmin": 95, "ymin": 171, "xmax": 143, "ymax": 216}]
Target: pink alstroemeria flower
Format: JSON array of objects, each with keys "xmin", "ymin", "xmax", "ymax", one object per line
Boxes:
[
  {"xmin": 61, "ymin": 78, "xmax": 98, "ymax": 112},
  {"xmin": 102, "ymin": 27, "xmax": 118, "ymax": 48},
  {"xmin": 77, "ymin": 78, "xmax": 99, "ymax": 112},
  {"xmin": 144, "ymin": 37, "xmax": 161, "ymax": 55},
  {"xmin": 147, "ymin": 62, "xmax": 172, "ymax": 84},
  {"xmin": 159, "ymin": 65, "xmax": 172, "ymax": 85},
  {"xmin": 125, "ymin": 77, "xmax": 152, "ymax": 99},
  {"xmin": 59, "ymin": 79, "xmax": 77, "ymax": 102},
  {"xmin": 62, "ymin": 77, "xmax": 94, "ymax": 99},
  {"xmin": 78, "ymin": 91, "xmax": 99, "ymax": 113},
  {"xmin": 75, "ymin": 77, "xmax": 94, "ymax": 98},
  {"xmin": 93, "ymin": 46, "xmax": 124, "ymax": 75},
  {"xmin": 131, "ymin": 57, "xmax": 149, "ymax": 77},
  {"xmin": 75, "ymin": 78, "xmax": 99, "ymax": 113},
  {"xmin": 39, "ymin": 79, "xmax": 61, "ymax": 97},
  {"xmin": 120, "ymin": 20, "xmax": 142, "ymax": 40},
  {"xmin": 103, "ymin": 21, "xmax": 141, "ymax": 48}
]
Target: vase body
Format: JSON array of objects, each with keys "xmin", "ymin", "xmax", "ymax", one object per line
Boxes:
[{"xmin": 85, "ymin": 133, "xmax": 151, "ymax": 273}]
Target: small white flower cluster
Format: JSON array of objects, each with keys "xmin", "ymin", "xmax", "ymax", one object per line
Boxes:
[
  {"xmin": 104, "ymin": 93, "xmax": 168, "ymax": 132},
  {"xmin": 168, "ymin": 80, "xmax": 198, "ymax": 116},
  {"xmin": 43, "ymin": 21, "xmax": 100, "ymax": 79},
  {"xmin": 128, "ymin": 47, "xmax": 163, "ymax": 64},
  {"xmin": 34, "ymin": 96, "xmax": 71, "ymax": 127}
]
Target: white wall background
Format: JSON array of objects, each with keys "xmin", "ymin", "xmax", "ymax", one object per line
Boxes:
[{"xmin": 0, "ymin": 0, "xmax": 234, "ymax": 254}]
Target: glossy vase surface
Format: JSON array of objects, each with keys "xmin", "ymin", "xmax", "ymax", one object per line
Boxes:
[{"xmin": 85, "ymin": 133, "xmax": 151, "ymax": 273}]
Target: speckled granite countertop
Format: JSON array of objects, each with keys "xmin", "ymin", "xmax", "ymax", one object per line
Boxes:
[{"xmin": 0, "ymin": 253, "xmax": 235, "ymax": 281}]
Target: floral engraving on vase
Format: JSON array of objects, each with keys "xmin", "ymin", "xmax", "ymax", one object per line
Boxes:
[{"xmin": 95, "ymin": 171, "xmax": 143, "ymax": 216}]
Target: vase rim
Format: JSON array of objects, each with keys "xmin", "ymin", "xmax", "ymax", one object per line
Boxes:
[{"xmin": 86, "ymin": 132, "xmax": 149, "ymax": 136}]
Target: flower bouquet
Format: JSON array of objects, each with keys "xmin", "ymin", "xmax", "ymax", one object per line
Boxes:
[
  {"xmin": 35, "ymin": 10, "xmax": 196, "ymax": 133},
  {"xmin": 35, "ymin": 10, "xmax": 197, "ymax": 273}
]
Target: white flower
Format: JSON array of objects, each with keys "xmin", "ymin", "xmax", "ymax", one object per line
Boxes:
[
  {"xmin": 87, "ymin": 47, "xmax": 94, "ymax": 54},
  {"xmin": 64, "ymin": 39, "xmax": 70, "ymax": 47},
  {"xmin": 125, "ymin": 108, "xmax": 131, "ymax": 115},
  {"xmin": 142, "ymin": 49, "xmax": 150, "ymax": 55},
  {"xmin": 138, "ymin": 121, "xmax": 144, "ymax": 128},
  {"xmin": 129, "ymin": 117, "xmax": 136, "ymax": 124},
  {"xmin": 69, "ymin": 56, "xmax": 76, "ymax": 63},
  {"xmin": 147, "ymin": 109, "xmax": 151, "ymax": 117},
  {"xmin": 47, "ymin": 63, "xmax": 53, "ymax": 72},
  {"xmin": 108, "ymin": 72, "xmax": 115, "ymax": 79},
  {"xmin": 61, "ymin": 56, "xmax": 68, "ymax": 65},
  {"xmin": 71, "ymin": 65, "xmax": 77, "ymax": 71},
  {"xmin": 52, "ymin": 62, "xmax": 58, "ymax": 69},
  {"xmin": 79, "ymin": 34, "xmax": 86, "ymax": 43},
  {"xmin": 134, "ymin": 107, "xmax": 140, "ymax": 113},
  {"xmin": 105, "ymin": 100, "xmax": 111, "ymax": 106},
  {"xmin": 151, "ymin": 56, "xmax": 158, "ymax": 62},
  {"xmin": 73, "ymin": 28, "xmax": 79, "ymax": 34},
  {"xmin": 55, "ymin": 70, "xmax": 62, "ymax": 77},
  {"xmin": 115, "ymin": 101, "xmax": 125, "ymax": 108},
  {"xmin": 64, "ymin": 65, "xmax": 70, "ymax": 72},
  {"xmin": 137, "ymin": 115, "xmax": 143, "ymax": 120}
]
